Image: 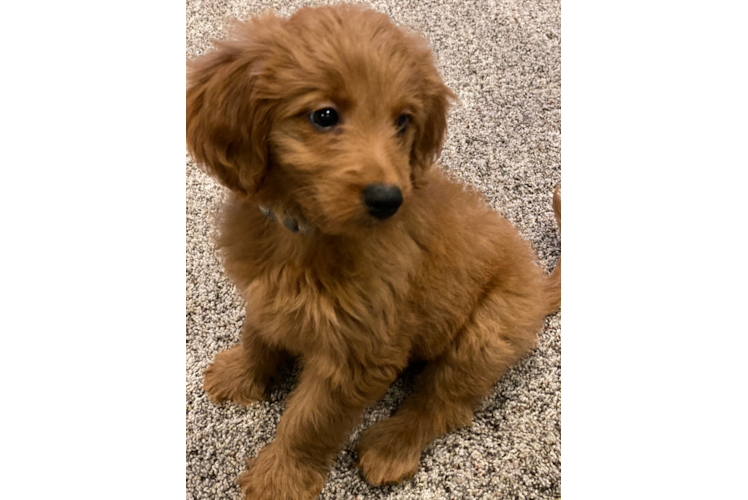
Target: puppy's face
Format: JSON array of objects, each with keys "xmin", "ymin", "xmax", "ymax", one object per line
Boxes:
[{"xmin": 187, "ymin": 5, "xmax": 454, "ymax": 235}]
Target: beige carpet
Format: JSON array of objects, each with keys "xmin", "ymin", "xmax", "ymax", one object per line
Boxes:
[{"xmin": 186, "ymin": 0, "xmax": 561, "ymax": 498}]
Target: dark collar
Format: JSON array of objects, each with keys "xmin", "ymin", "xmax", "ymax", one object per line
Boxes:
[{"xmin": 259, "ymin": 205, "xmax": 312, "ymax": 235}]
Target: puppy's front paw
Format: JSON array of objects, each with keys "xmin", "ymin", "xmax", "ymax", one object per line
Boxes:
[
  {"xmin": 356, "ymin": 420, "xmax": 422, "ymax": 486},
  {"xmin": 203, "ymin": 346, "xmax": 266, "ymax": 405},
  {"xmin": 238, "ymin": 445, "xmax": 325, "ymax": 500}
]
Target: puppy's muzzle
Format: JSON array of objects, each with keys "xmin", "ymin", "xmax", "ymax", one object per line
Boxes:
[{"xmin": 362, "ymin": 184, "xmax": 403, "ymax": 219}]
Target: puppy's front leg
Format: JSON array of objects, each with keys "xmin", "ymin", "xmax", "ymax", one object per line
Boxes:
[{"xmin": 238, "ymin": 356, "xmax": 397, "ymax": 500}]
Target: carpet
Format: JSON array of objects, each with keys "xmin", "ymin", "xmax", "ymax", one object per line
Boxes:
[{"xmin": 186, "ymin": 0, "xmax": 561, "ymax": 498}]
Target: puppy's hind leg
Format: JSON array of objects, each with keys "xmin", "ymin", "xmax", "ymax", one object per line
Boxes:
[
  {"xmin": 356, "ymin": 290, "xmax": 542, "ymax": 486},
  {"xmin": 203, "ymin": 322, "xmax": 286, "ymax": 405}
]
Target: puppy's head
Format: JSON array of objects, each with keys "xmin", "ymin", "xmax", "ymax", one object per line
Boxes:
[{"xmin": 187, "ymin": 5, "xmax": 454, "ymax": 234}]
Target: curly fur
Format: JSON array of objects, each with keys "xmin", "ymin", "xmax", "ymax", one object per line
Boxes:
[{"xmin": 186, "ymin": 5, "xmax": 561, "ymax": 499}]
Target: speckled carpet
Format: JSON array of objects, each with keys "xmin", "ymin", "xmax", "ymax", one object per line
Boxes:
[{"xmin": 186, "ymin": 1, "xmax": 561, "ymax": 498}]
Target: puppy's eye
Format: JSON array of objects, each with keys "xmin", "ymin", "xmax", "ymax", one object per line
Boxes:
[
  {"xmin": 396, "ymin": 113, "xmax": 410, "ymax": 134},
  {"xmin": 309, "ymin": 108, "xmax": 339, "ymax": 130}
]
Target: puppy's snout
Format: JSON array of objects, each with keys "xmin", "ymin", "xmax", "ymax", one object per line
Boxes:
[{"xmin": 362, "ymin": 184, "xmax": 403, "ymax": 219}]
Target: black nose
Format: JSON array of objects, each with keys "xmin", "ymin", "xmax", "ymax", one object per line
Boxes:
[{"xmin": 362, "ymin": 184, "xmax": 403, "ymax": 219}]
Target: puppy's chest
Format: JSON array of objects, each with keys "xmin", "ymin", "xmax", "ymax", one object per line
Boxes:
[{"xmin": 245, "ymin": 262, "xmax": 407, "ymax": 354}]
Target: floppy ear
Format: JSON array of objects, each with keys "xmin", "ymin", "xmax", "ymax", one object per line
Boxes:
[
  {"xmin": 410, "ymin": 65, "xmax": 455, "ymax": 185},
  {"xmin": 186, "ymin": 16, "xmax": 284, "ymax": 197}
]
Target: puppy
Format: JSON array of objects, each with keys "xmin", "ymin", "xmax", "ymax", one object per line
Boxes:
[{"xmin": 186, "ymin": 4, "xmax": 560, "ymax": 499}]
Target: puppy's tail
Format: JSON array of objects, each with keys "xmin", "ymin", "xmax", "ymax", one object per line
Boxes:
[{"xmin": 544, "ymin": 185, "xmax": 561, "ymax": 314}]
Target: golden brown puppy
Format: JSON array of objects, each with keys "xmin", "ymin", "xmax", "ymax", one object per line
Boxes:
[{"xmin": 187, "ymin": 4, "xmax": 560, "ymax": 499}]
